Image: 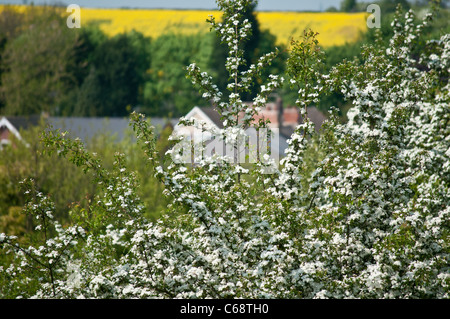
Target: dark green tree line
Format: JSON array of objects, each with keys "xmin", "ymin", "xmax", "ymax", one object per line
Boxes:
[{"xmin": 0, "ymin": 4, "xmax": 285, "ymax": 118}]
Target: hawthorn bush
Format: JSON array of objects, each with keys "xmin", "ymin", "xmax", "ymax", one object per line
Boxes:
[{"xmin": 0, "ymin": 0, "xmax": 448, "ymax": 298}]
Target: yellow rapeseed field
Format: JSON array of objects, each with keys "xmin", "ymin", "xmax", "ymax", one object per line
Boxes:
[
  {"xmin": 1, "ymin": 5, "xmax": 368, "ymax": 47},
  {"xmin": 81, "ymin": 8, "xmax": 216, "ymax": 38},
  {"xmin": 256, "ymin": 11, "xmax": 368, "ymax": 47}
]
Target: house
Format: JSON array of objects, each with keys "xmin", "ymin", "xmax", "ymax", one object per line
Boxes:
[
  {"xmin": 47, "ymin": 116, "xmax": 178, "ymax": 142},
  {"xmin": 173, "ymin": 99, "xmax": 327, "ymax": 158},
  {"xmin": 0, "ymin": 115, "xmax": 177, "ymax": 149},
  {"xmin": 0, "ymin": 115, "xmax": 41, "ymax": 149},
  {"xmin": 174, "ymin": 106, "xmax": 224, "ymax": 139},
  {"xmin": 243, "ymin": 96, "xmax": 328, "ymax": 137}
]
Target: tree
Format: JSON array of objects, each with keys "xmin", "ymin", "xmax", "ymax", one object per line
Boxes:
[
  {"xmin": 0, "ymin": 0, "xmax": 448, "ymax": 299},
  {"xmin": 325, "ymin": 6, "xmax": 339, "ymax": 12},
  {"xmin": 208, "ymin": 0, "xmax": 286, "ymax": 102},
  {"xmin": 340, "ymin": 0, "xmax": 357, "ymax": 12},
  {"xmin": 0, "ymin": 7, "xmax": 79, "ymax": 116},
  {"xmin": 141, "ymin": 33, "xmax": 212, "ymax": 117},
  {"xmin": 0, "ymin": 5, "xmax": 26, "ymax": 110},
  {"xmin": 73, "ymin": 31, "xmax": 150, "ymax": 117},
  {"xmin": 378, "ymin": 0, "xmax": 410, "ymax": 13}
]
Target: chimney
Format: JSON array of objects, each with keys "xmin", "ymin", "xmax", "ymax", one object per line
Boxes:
[{"xmin": 276, "ymin": 95, "xmax": 283, "ymax": 129}]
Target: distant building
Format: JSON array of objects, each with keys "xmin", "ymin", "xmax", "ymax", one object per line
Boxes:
[
  {"xmin": 243, "ymin": 96, "xmax": 328, "ymax": 137},
  {"xmin": 0, "ymin": 115, "xmax": 40, "ymax": 149},
  {"xmin": 47, "ymin": 117, "xmax": 177, "ymax": 142},
  {"xmin": 0, "ymin": 115, "xmax": 176, "ymax": 150},
  {"xmin": 174, "ymin": 99, "xmax": 327, "ymax": 158}
]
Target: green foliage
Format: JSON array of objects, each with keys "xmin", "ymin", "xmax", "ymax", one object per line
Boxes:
[
  {"xmin": 0, "ymin": 4, "xmax": 283, "ymax": 118},
  {"xmin": 317, "ymin": 2, "xmax": 450, "ymax": 118},
  {"xmin": 0, "ymin": 5, "xmax": 26, "ymax": 110},
  {"xmin": 0, "ymin": 8, "xmax": 79, "ymax": 115},
  {"xmin": 208, "ymin": 1, "xmax": 287, "ymax": 101},
  {"xmin": 0, "ymin": 206, "xmax": 26, "ymax": 239},
  {"xmin": 378, "ymin": 0, "xmax": 411, "ymax": 14},
  {"xmin": 0, "ymin": 178, "xmax": 86, "ymax": 298},
  {"xmin": 141, "ymin": 33, "xmax": 212, "ymax": 117},
  {"xmin": 0, "ymin": 1, "xmax": 448, "ymax": 299},
  {"xmin": 0, "ymin": 120, "xmax": 96, "ymax": 224},
  {"xmin": 286, "ymin": 29, "xmax": 327, "ymax": 111},
  {"xmin": 0, "ymin": 115, "xmax": 170, "ymax": 297},
  {"xmin": 0, "ymin": 117, "xmax": 169, "ymax": 237},
  {"xmin": 67, "ymin": 31, "xmax": 151, "ymax": 117},
  {"xmin": 340, "ymin": 0, "xmax": 358, "ymax": 12}
]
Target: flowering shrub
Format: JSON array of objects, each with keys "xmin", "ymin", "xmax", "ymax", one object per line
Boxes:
[{"xmin": 0, "ymin": 0, "xmax": 448, "ymax": 299}]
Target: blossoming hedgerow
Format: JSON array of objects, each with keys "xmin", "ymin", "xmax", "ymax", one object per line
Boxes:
[{"xmin": 0, "ymin": 0, "xmax": 448, "ymax": 299}]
